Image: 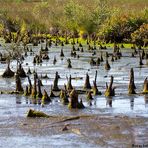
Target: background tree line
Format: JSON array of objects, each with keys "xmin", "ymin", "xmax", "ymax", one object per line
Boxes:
[{"xmin": 0, "ymin": 0, "xmax": 147, "ymax": 45}]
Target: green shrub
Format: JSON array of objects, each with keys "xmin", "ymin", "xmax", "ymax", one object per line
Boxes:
[
  {"xmin": 98, "ymin": 9, "xmax": 147, "ymax": 43},
  {"xmin": 131, "ymin": 23, "xmax": 148, "ymax": 46}
]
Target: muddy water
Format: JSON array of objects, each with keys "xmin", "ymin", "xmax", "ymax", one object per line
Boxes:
[{"xmin": 0, "ymin": 43, "xmax": 148, "ymax": 147}]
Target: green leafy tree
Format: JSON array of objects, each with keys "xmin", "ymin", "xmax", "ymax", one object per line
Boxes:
[
  {"xmin": 99, "ymin": 8, "xmax": 148, "ymax": 43},
  {"xmin": 79, "ymin": 0, "xmax": 110, "ymax": 40},
  {"xmin": 62, "ymin": 0, "xmax": 82, "ymax": 38}
]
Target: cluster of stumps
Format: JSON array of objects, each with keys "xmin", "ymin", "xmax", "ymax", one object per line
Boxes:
[{"xmin": 0, "ymin": 38, "xmax": 148, "ymax": 110}]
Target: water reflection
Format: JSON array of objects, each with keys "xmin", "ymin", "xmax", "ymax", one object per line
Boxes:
[
  {"xmin": 4, "ymin": 78, "xmax": 12, "ymax": 86},
  {"xmin": 144, "ymin": 95, "xmax": 148, "ymax": 106},
  {"xmin": 88, "ymin": 100, "xmax": 92, "ymax": 106},
  {"xmin": 94, "ymin": 100, "xmax": 96, "ymax": 106},
  {"xmin": 16, "ymin": 95, "xmax": 22, "ymax": 104},
  {"xmin": 106, "ymin": 97, "xmax": 112, "ymax": 107},
  {"xmin": 130, "ymin": 97, "xmax": 134, "ymax": 110},
  {"xmin": 25, "ymin": 96, "xmax": 29, "ymax": 104},
  {"xmin": 31, "ymin": 98, "xmax": 37, "ymax": 105},
  {"xmin": 30, "ymin": 98, "xmax": 42, "ymax": 105}
]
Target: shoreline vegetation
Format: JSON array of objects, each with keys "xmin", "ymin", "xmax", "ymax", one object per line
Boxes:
[{"xmin": 0, "ymin": 0, "xmax": 147, "ymax": 47}]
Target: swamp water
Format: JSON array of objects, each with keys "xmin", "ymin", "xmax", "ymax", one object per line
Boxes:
[{"xmin": 0, "ymin": 43, "xmax": 148, "ymax": 147}]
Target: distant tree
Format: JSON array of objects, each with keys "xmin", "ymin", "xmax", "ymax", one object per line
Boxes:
[
  {"xmin": 63, "ymin": 0, "xmax": 82, "ymax": 37},
  {"xmin": 131, "ymin": 23, "xmax": 148, "ymax": 46},
  {"xmin": 78, "ymin": 0, "xmax": 111, "ymax": 40},
  {"xmin": 99, "ymin": 8, "xmax": 148, "ymax": 43}
]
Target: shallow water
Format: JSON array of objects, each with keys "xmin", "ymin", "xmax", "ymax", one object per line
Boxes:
[{"xmin": 0, "ymin": 43, "xmax": 148, "ymax": 147}]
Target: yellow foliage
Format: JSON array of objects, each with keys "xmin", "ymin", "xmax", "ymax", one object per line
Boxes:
[
  {"xmin": 0, "ymin": 23, "xmax": 4, "ymax": 33},
  {"xmin": 20, "ymin": 21, "xmax": 27, "ymax": 34},
  {"xmin": 79, "ymin": 30, "xmax": 84, "ymax": 38}
]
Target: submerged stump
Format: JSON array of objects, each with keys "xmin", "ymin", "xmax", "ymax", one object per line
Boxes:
[
  {"xmin": 139, "ymin": 52, "xmax": 143, "ymax": 66},
  {"xmin": 128, "ymin": 68, "xmax": 136, "ymax": 94},
  {"xmin": 31, "ymin": 73, "xmax": 37, "ymax": 98},
  {"xmin": 80, "ymin": 48, "xmax": 84, "ymax": 52},
  {"xmin": 15, "ymin": 73, "xmax": 24, "ymax": 92},
  {"xmin": 83, "ymin": 73, "xmax": 91, "ymax": 89},
  {"xmin": 68, "ymin": 89, "xmax": 85, "ymax": 109},
  {"xmin": 37, "ymin": 79, "xmax": 42, "ymax": 98},
  {"xmin": 2, "ymin": 62, "xmax": 14, "ymax": 78},
  {"xmin": 90, "ymin": 58, "xmax": 96, "ymax": 66},
  {"xmin": 142, "ymin": 50, "xmax": 145, "ymax": 59},
  {"xmin": 17, "ymin": 63, "xmax": 26, "ymax": 78},
  {"xmin": 42, "ymin": 53, "xmax": 49, "ymax": 60},
  {"xmin": 27, "ymin": 109, "xmax": 49, "ymax": 118},
  {"xmin": 92, "ymin": 81, "xmax": 101, "ymax": 95},
  {"xmin": 53, "ymin": 56, "xmax": 57, "ymax": 65},
  {"xmin": 27, "ymin": 68, "xmax": 32, "ymax": 74},
  {"xmin": 67, "ymin": 58, "xmax": 72, "ymax": 68},
  {"xmin": 105, "ymin": 76, "xmax": 115, "ymax": 97},
  {"xmin": 52, "ymin": 72, "xmax": 60, "ymax": 91},
  {"xmin": 60, "ymin": 49, "xmax": 64, "ymax": 57},
  {"xmin": 86, "ymin": 91, "xmax": 93, "ymax": 100},
  {"xmin": 49, "ymin": 86, "xmax": 56, "ymax": 97},
  {"xmin": 143, "ymin": 77, "xmax": 148, "ymax": 94},
  {"xmin": 105, "ymin": 59, "xmax": 110, "ymax": 70},
  {"xmin": 100, "ymin": 53, "xmax": 104, "ymax": 62},
  {"xmin": 60, "ymin": 89, "xmax": 69, "ymax": 105},
  {"xmin": 66, "ymin": 75, "xmax": 73, "ymax": 91},
  {"xmin": 96, "ymin": 58, "xmax": 100, "ymax": 66},
  {"xmin": 41, "ymin": 89, "xmax": 51, "ymax": 105}
]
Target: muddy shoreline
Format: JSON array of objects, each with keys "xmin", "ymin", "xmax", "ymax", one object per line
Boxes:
[{"xmin": 0, "ymin": 113, "xmax": 148, "ymax": 148}]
